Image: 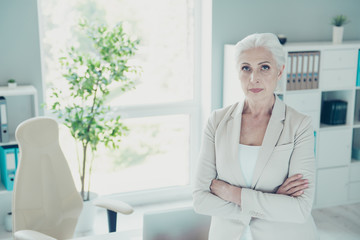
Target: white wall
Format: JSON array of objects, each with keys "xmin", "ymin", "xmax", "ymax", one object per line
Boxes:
[
  {"xmin": 0, "ymin": 0, "xmax": 44, "ymax": 114},
  {"xmin": 212, "ymin": 0, "xmax": 360, "ymax": 109}
]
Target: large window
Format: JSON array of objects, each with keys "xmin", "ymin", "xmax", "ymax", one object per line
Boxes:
[{"xmin": 38, "ymin": 0, "xmax": 203, "ymax": 201}]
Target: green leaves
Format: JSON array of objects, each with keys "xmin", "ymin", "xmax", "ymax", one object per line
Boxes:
[
  {"xmin": 50, "ymin": 20, "xmax": 140, "ymax": 200},
  {"xmin": 331, "ymin": 14, "xmax": 350, "ymax": 27}
]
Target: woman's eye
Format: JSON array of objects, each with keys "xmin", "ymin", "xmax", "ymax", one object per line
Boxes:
[
  {"xmin": 261, "ymin": 65, "xmax": 270, "ymax": 70},
  {"xmin": 241, "ymin": 66, "xmax": 251, "ymax": 71}
]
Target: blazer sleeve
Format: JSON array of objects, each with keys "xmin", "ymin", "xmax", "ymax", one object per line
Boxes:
[
  {"xmin": 240, "ymin": 116, "xmax": 315, "ymax": 223},
  {"xmin": 192, "ymin": 111, "xmax": 250, "ymax": 222}
]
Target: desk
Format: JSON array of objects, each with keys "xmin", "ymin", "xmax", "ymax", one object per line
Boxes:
[{"xmin": 74, "ymin": 229, "xmax": 142, "ymax": 240}]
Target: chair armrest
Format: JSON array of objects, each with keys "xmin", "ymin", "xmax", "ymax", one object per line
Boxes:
[
  {"xmin": 14, "ymin": 230, "xmax": 57, "ymax": 240},
  {"xmin": 93, "ymin": 197, "xmax": 134, "ymax": 215}
]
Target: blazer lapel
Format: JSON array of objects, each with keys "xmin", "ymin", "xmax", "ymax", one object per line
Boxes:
[
  {"xmin": 226, "ymin": 101, "xmax": 248, "ymax": 187},
  {"xmin": 251, "ymin": 96, "xmax": 285, "ymax": 188}
]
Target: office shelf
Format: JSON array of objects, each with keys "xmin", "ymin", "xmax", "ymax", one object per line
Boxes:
[{"xmin": 223, "ymin": 41, "xmax": 360, "ymax": 208}]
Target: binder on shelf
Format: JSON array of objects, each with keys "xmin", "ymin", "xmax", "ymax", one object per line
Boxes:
[
  {"xmin": 312, "ymin": 52, "xmax": 320, "ymax": 89},
  {"xmin": 286, "ymin": 51, "xmax": 320, "ymax": 90},
  {"xmin": 287, "ymin": 53, "xmax": 297, "ymax": 90},
  {"xmin": 300, "ymin": 52, "xmax": 308, "ymax": 90},
  {"xmin": 294, "ymin": 54, "xmax": 301, "ymax": 90},
  {"xmin": 0, "ymin": 97, "xmax": 9, "ymax": 143},
  {"xmin": 320, "ymin": 100, "xmax": 347, "ymax": 125},
  {"xmin": 314, "ymin": 131, "xmax": 317, "ymax": 155},
  {"xmin": 357, "ymin": 49, "xmax": 360, "ymax": 87},
  {"xmin": 306, "ymin": 52, "xmax": 314, "ymax": 89},
  {"xmin": 286, "ymin": 54, "xmax": 293, "ymax": 91},
  {"xmin": 0, "ymin": 145, "xmax": 19, "ymax": 191}
]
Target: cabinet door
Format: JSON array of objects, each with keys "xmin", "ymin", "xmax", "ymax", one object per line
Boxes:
[
  {"xmin": 349, "ymin": 182, "xmax": 360, "ymax": 201},
  {"xmin": 320, "ymin": 69, "xmax": 356, "ymax": 90},
  {"xmin": 350, "ymin": 162, "xmax": 360, "ymax": 181},
  {"xmin": 285, "ymin": 92, "xmax": 321, "ymax": 112},
  {"xmin": 322, "ymin": 49, "xmax": 358, "ymax": 69},
  {"xmin": 316, "ymin": 167, "xmax": 348, "ymax": 207},
  {"xmin": 285, "ymin": 92, "xmax": 321, "ymax": 129},
  {"xmin": 318, "ymin": 128, "xmax": 352, "ymax": 168}
]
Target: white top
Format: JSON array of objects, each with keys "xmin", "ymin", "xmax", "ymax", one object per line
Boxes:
[{"xmin": 239, "ymin": 143, "xmax": 260, "ymax": 240}]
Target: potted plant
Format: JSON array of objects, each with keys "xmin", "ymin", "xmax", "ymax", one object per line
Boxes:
[
  {"xmin": 7, "ymin": 79, "xmax": 17, "ymax": 88},
  {"xmin": 50, "ymin": 20, "xmax": 140, "ymax": 203},
  {"xmin": 331, "ymin": 14, "xmax": 349, "ymax": 44}
]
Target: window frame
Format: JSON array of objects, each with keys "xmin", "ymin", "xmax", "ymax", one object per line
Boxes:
[{"xmin": 38, "ymin": 0, "xmax": 212, "ymax": 205}]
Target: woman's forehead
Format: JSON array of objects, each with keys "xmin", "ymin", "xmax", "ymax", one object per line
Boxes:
[{"xmin": 239, "ymin": 47, "xmax": 275, "ymax": 64}]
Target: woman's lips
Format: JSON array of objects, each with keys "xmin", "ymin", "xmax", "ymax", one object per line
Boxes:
[{"xmin": 249, "ymin": 88, "xmax": 263, "ymax": 93}]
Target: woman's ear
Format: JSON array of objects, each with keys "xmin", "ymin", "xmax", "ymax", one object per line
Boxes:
[{"xmin": 277, "ymin": 65, "xmax": 285, "ymax": 80}]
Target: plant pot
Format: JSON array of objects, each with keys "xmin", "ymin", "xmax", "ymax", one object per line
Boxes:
[
  {"xmin": 8, "ymin": 82, "xmax": 17, "ymax": 88},
  {"xmin": 332, "ymin": 26, "xmax": 344, "ymax": 44},
  {"xmin": 75, "ymin": 192, "xmax": 98, "ymax": 234}
]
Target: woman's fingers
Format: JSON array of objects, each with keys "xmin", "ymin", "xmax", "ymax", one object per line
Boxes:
[
  {"xmin": 281, "ymin": 174, "xmax": 303, "ymax": 191},
  {"xmin": 277, "ymin": 174, "xmax": 309, "ymax": 196},
  {"xmin": 288, "ymin": 182, "xmax": 308, "ymax": 196},
  {"xmin": 283, "ymin": 179, "xmax": 308, "ymax": 193}
]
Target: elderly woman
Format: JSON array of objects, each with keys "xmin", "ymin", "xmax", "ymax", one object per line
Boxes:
[{"xmin": 193, "ymin": 33, "xmax": 318, "ymax": 240}]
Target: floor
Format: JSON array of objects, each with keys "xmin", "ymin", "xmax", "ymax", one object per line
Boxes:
[
  {"xmin": 73, "ymin": 201, "xmax": 360, "ymax": 240},
  {"xmin": 312, "ymin": 202, "xmax": 360, "ymax": 240}
]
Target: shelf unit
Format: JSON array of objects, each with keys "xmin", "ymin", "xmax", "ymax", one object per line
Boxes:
[
  {"xmin": 0, "ymin": 85, "xmax": 38, "ymax": 236},
  {"xmin": 223, "ymin": 41, "xmax": 360, "ymax": 208}
]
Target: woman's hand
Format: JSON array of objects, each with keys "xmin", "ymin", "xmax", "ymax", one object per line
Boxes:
[
  {"xmin": 276, "ymin": 174, "xmax": 308, "ymax": 197},
  {"xmin": 210, "ymin": 179, "xmax": 242, "ymax": 205}
]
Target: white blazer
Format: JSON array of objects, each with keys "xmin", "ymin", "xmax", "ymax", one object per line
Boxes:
[{"xmin": 193, "ymin": 96, "xmax": 318, "ymax": 240}]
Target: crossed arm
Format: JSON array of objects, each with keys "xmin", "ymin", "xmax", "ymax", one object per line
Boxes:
[
  {"xmin": 192, "ymin": 113, "xmax": 315, "ymax": 223},
  {"xmin": 210, "ymin": 173, "xmax": 309, "ymax": 206}
]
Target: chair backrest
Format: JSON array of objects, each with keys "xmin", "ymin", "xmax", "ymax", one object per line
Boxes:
[{"xmin": 13, "ymin": 117, "xmax": 83, "ymax": 239}]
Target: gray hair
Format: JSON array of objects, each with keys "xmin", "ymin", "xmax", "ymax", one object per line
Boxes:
[{"xmin": 234, "ymin": 33, "xmax": 285, "ymax": 72}]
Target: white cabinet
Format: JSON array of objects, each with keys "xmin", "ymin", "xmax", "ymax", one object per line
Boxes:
[
  {"xmin": 284, "ymin": 91, "xmax": 321, "ymax": 129},
  {"xmin": 223, "ymin": 41, "xmax": 360, "ymax": 208},
  {"xmin": 0, "ymin": 85, "xmax": 38, "ymax": 237},
  {"xmin": 0, "ymin": 85, "xmax": 38, "ymax": 144},
  {"xmin": 350, "ymin": 162, "xmax": 360, "ymax": 181},
  {"xmin": 321, "ymin": 49, "xmax": 358, "ymax": 69},
  {"xmin": 349, "ymin": 182, "xmax": 360, "ymax": 201},
  {"xmin": 321, "ymin": 49, "xmax": 357, "ymax": 90},
  {"xmin": 349, "ymin": 162, "xmax": 360, "ymax": 202},
  {"xmin": 316, "ymin": 167, "xmax": 348, "ymax": 207},
  {"xmin": 317, "ymin": 128, "xmax": 352, "ymax": 168}
]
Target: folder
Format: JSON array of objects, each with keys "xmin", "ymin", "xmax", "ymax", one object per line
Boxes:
[
  {"xmin": 306, "ymin": 52, "xmax": 313, "ymax": 89},
  {"xmin": 0, "ymin": 97, "xmax": 9, "ymax": 143},
  {"xmin": 356, "ymin": 49, "xmax": 360, "ymax": 87},
  {"xmin": 294, "ymin": 54, "xmax": 301, "ymax": 90},
  {"xmin": 312, "ymin": 52, "xmax": 320, "ymax": 89},
  {"xmin": 286, "ymin": 54, "xmax": 292, "ymax": 91},
  {"xmin": 0, "ymin": 145, "xmax": 19, "ymax": 191},
  {"xmin": 299, "ymin": 53, "xmax": 307, "ymax": 90},
  {"xmin": 290, "ymin": 53, "xmax": 297, "ymax": 90},
  {"xmin": 314, "ymin": 131, "xmax": 317, "ymax": 155}
]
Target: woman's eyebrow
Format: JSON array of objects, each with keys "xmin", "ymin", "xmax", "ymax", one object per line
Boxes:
[
  {"xmin": 241, "ymin": 62, "xmax": 250, "ymax": 65},
  {"xmin": 258, "ymin": 61, "xmax": 271, "ymax": 65}
]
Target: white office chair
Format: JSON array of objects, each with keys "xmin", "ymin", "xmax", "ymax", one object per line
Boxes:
[{"xmin": 13, "ymin": 117, "xmax": 133, "ymax": 240}]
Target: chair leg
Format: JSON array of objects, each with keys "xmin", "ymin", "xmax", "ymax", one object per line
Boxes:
[{"xmin": 107, "ymin": 209, "xmax": 117, "ymax": 232}]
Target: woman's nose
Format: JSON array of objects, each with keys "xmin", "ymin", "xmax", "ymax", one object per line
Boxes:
[{"xmin": 250, "ymin": 71, "xmax": 259, "ymax": 83}]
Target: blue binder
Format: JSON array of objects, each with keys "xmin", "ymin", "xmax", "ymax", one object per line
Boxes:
[{"xmin": 0, "ymin": 145, "xmax": 19, "ymax": 191}]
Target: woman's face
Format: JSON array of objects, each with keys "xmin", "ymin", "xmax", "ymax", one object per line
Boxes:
[{"xmin": 238, "ymin": 47, "xmax": 284, "ymax": 102}]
